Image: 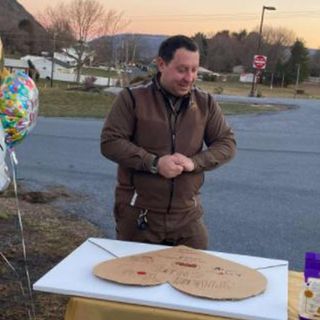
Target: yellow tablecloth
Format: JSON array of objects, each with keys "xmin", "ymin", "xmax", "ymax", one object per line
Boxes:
[{"xmin": 65, "ymin": 271, "xmax": 302, "ymax": 320}]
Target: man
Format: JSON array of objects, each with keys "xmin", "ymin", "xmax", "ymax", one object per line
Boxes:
[{"xmin": 100, "ymin": 35, "xmax": 236, "ymax": 249}]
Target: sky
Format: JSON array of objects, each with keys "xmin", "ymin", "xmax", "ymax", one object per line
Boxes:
[{"xmin": 18, "ymin": 0, "xmax": 320, "ymax": 49}]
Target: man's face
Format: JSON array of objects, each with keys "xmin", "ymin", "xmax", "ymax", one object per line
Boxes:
[{"xmin": 157, "ymin": 48, "xmax": 199, "ymax": 97}]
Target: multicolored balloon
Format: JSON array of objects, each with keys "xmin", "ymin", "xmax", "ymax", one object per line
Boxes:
[
  {"xmin": 0, "ymin": 121, "xmax": 10, "ymax": 192},
  {"xmin": 0, "ymin": 71, "xmax": 39, "ymax": 147},
  {"xmin": 0, "ymin": 38, "xmax": 3, "ymax": 74}
]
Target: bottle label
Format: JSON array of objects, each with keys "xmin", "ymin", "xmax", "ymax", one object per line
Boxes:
[{"xmin": 299, "ymin": 278, "xmax": 320, "ymax": 319}]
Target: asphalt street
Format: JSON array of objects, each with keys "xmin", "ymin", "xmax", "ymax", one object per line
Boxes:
[{"xmin": 15, "ymin": 95, "xmax": 320, "ymax": 270}]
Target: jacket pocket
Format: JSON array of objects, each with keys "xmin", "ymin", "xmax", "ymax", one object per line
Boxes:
[
  {"xmin": 172, "ymin": 172, "xmax": 204, "ymax": 210},
  {"xmin": 113, "ymin": 202, "xmax": 141, "ymax": 240},
  {"xmin": 132, "ymin": 172, "xmax": 171, "ymax": 211}
]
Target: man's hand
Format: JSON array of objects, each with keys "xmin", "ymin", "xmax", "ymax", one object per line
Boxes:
[
  {"xmin": 173, "ymin": 153, "xmax": 195, "ymax": 172},
  {"xmin": 158, "ymin": 155, "xmax": 184, "ymax": 178}
]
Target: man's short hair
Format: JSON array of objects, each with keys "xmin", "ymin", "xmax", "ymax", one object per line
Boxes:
[{"xmin": 158, "ymin": 35, "xmax": 199, "ymax": 63}]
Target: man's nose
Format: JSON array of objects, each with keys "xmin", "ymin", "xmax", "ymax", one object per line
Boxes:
[{"xmin": 184, "ymin": 71, "xmax": 194, "ymax": 82}]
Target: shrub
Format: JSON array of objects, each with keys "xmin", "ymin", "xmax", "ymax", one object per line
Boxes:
[
  {"xmin": 256, "ymin": 90, "xmax": 263, "ymax": 98},
  {"xmin": 83, "ymin": 76, "xmax": 97, "ymax": 90},
  {"xmin": 214, "ymin": 87, "xmax": 224, "ymax": 94},
  {"xmin": 295, "ymin": 89, "xmax": 305, "ymax": 95},
  {"xmin": 202, "ymin": 73, "xmax": 217, "ymax": 82}
]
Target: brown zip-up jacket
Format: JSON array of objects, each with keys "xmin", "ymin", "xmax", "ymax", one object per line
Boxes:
[{"xmin": 100, "ymin": 77, "xmax": 236, "ymax": 213}]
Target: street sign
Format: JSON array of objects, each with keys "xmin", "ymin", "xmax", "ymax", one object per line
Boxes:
[{"xmin": 253, "ymin": 55, "xmax": 267, "ymax": 69}]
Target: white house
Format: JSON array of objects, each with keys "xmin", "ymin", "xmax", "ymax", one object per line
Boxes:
[
  {"xmin": 53, "ymin": 52, "xmax": 77, "ymax": 66},
  {"xmin": 21, "ymin": 55, "xmax": 75, "ymax": 79},
  {"xmin": 62, "ymin": 47, "xmax": 94, "ymax": 66},
  {"xmin": 4, "ymin": 58, "xmax": 29, "ymax": 74},
  {"xmin": 197, "ymin": 67, "xmax": 220, "ymax": 81},
  {"xmin": 198, "ymin": 66, "xmax": 220, "ymax": 77}
]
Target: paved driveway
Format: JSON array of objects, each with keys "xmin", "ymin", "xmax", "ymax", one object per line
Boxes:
[{"xmin": 16, "ymin": 96, "xmax": 320, "ymax": 270}]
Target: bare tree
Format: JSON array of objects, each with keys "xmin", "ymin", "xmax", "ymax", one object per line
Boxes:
[
  {"xmin": 92, "ymin": 10, "xmax": 129, "ymax": 67},
  {"xmin": 261, "ymin": 26, "xmax": 295, "ymax": 72},
  {"xmin": 37, "ymin": 3, "xmax": 75, "ymax": 50},
  {"xmin": 38, "ymin": 0, "xmax": 128, "ymax": 82},
  {"xmin": 206, "ymin": 30, "xmax": 237, "ymax": 72}
]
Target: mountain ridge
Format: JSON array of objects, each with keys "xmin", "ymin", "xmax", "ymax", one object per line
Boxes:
[{"xmin": 0, "ymin": 0, "xmax": 49, "ymax": 54}]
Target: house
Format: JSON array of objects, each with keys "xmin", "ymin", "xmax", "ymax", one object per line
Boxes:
[
  {"xmin": 233, "ymin": 65, "xmax": 245, "ymax": 74},
  {"xmin": 4, "ymin": 58, "xmax": 29, "ymax": 74},
  {"xmin": 53, "ymin": 52, "xmax": 77, "ymax": 66},
  {"xmin": 197, "ymin": 67, "xmax": 220, "ymax": 81},
  {"xmin": 61, "ymin": 47, "xmax": 94, "ymax": 66},
  {"xmin": 21, "ymin": 55, "xmax": 75, "ymax": 79}
]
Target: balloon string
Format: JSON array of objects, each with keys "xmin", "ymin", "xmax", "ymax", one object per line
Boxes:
[
  {"xmin": 9, "ymin": 149, "xmax": 36, "ymax": 320},
  {"xmin": 0, "ymin": 251, "xmax": 31, "ymax": 317}
]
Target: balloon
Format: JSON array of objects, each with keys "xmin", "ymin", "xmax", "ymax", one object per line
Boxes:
[
  {"xmin": 0, "ymin": 121, "xmax": 10, "ymax": 192},
  {"xmin": 0, "ymin": 37, "xmax": 9, "ymax": 83},
  {"xmin": 0, "ymin": 71, "xmax": 39, "ymax": 147},
  {"xmin": 0, "ymin": 37, "xmax": 4, "ymax": 73}
]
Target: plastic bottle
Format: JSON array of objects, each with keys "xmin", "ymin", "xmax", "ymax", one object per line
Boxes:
[{"xmin": 299, "ymin": 252, "xmax": 320, "ymax": 319}]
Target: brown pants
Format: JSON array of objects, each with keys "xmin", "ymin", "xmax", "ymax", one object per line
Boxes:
[{"xmin": 113, "ymin": 203, "xmax": 209, "ymax": 249}]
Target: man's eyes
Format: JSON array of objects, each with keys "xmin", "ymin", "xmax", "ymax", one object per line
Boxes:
[{"xmin": 177, "ymin": 68, "xmax": 198, "ymax": 73}]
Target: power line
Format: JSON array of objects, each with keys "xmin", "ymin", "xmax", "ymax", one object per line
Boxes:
[
  {"xmin": 127, "ymin": 9, "xmax": 320, "ymax": 20},
  {"xmin": 0, "ymin": 9, "xmax": 319, "ymax": 21}
]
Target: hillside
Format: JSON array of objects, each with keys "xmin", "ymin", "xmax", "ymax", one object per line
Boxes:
[
  {"xmin": 0, "ymin": 0, "xmax": 49, "ymax": 55},
  {"xmin": 92, "ymin": 33, "xmax": 168, "ymax": 63}
]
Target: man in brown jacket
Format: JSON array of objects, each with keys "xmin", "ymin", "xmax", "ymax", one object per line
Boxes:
[{"xmin": 101, "ymin": 35, "xmax": 236, "ymax": 249}]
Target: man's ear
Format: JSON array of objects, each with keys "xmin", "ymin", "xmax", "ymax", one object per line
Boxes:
[{"xmin": 156, "ymin": 57, "xmax": 166, "ymax": 73}]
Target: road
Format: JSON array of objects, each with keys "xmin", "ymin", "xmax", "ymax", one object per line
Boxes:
[{"xmin": 15, "ymin": 95, "xmax": 320, "ymax": 270}]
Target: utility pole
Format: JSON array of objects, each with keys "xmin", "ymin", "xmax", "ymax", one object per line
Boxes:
[
  {"xmin": 50, "ymin": 32, "xmax": 57, "ymax": 88},
  {"xmin": 131, "ymin": 44, "xmax": 136, "ymax": 65},
  {"xmin": 270, "ymin": 72, "xmax": 274, "ymax": 89},
  {"xmin": 125, "ymin": 39, "xmax": 129, "ymax": 65},
  {"xmin": 249, "ymin": 6, "xmax": 276, "ymax": 97}
]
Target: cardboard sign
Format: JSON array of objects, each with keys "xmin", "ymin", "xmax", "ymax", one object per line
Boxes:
[{"xmin": 94, "ymin": 245, "xmax": 267, "ymax": 300}]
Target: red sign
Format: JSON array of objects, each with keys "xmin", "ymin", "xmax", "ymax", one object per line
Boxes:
[{"xmin": 253, "ymin": 55, "xmax": 267, "ymax": 69}]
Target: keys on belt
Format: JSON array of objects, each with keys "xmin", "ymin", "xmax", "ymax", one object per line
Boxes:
[{"xmin": 137, "ymin": 209, "xmax": 148, "ymax": 230}]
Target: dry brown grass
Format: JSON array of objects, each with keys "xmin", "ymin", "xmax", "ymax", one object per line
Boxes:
[{"xmin": 0, "ymin": 186, "xmax": 104, "ymax": 320}]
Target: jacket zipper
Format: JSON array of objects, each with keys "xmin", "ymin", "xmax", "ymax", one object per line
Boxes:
[
  {"xmin": 160, "ymin": 91, "xmax": 184, "ymax": 236},
  {"xmin": 166, "ymin": 109, "xmax": 178, "ymax": 214}
]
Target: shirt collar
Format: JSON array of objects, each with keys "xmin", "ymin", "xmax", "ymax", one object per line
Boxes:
[{"xmin": 153, "ymin": 72, "xmax": 192, "ymax": 101}]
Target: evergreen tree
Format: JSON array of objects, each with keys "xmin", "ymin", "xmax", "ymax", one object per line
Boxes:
[
  {"xmin": 192, "ymin": 33, "xmax": 208, "ymax": 67},
  {"xmin": 309, "ymin": 49, "xmax": 320, "ymax": 77},
  {"xmin": 284, "ymin": 39, "xmax": 309, "ymax": 85}
]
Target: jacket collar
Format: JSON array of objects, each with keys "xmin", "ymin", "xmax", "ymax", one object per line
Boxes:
[{"xmin": 152, "ymin": 73, "xmax": 193, "ymax": 110}]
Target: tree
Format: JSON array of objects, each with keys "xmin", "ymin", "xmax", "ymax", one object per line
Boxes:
[
  {"xmin": 206, "ymin": 30, "xmax": 236, "ymax": 72},
  {"xmin": 257, "ymin": 26, "xmax": 295, "ymax": 86},
  {"xmin": 284, "ymin": 39, "xmax": 310, "ymax": 85},
  {"xmin": 200, "ymin": 25, "xmax": 298, "ymax": 82},
  {"xmin": 261, "ymin": 26, "xmax": 295, "ymax": 71},
  {"xmin": 37, "ymin": 3, "xmax": 76, "ymax": 51},
  {"xmin": 192, "ymin": 33, "xmax": 208, "ymax": 67},
  {"xmin": 39, "ymin": 0, "xmax": 128, "ymax": 82},
  {"xmin": 309, "ymin": 49, "xmax": 320, "ymax": 77}
]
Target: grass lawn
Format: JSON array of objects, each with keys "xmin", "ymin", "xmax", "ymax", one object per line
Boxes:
[
  {"xmin": 197, "ymin": 80, "xmax": 320, "ymax": 99},
  {"xmin": 38, "ymin": 84, "xmax": 287, "ymax": 118},
  {"xmin": 81, "ymin": 67, "xmax": 118, "ymax": 78},
  {"xmin": 39, "ymin": 87, "xmax": 114, "ymax": 118}
]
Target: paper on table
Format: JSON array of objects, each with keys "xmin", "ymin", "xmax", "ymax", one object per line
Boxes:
[{"xmin": 94, "ymin": 245, "xmax": 267, "ymax": 300}]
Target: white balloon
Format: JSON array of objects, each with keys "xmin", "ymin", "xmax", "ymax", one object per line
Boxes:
[{"xmin": 0, "ymin": 121, "xmax": 10, "ymax": 192}]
